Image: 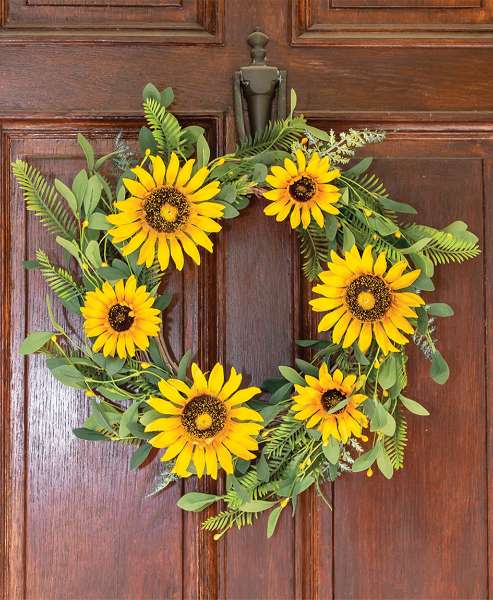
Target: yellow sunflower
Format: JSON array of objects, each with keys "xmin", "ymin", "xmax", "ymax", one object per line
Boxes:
[
  {"xmin": 107, "ymin": 153, "xmax": 224, "ymax": 271},
  {"xmin": 310, "ymin": 245, "xmax": 425, "ymax": 355},
  {"xmin": 145, "ymin": 363, "xmax": 263, "ymax": 478},
  {"xmin": 81, "ymin": 275, "xmax": 161, "ymax": 359},
  {"xmin": 263, "ymin": 149, "xmax": 341, "ymax": 229},
  {"xmin": 292, "ymin": 363, "xmax": 368, "ymax": 444}
]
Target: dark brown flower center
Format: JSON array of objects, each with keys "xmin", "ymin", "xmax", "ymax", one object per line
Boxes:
[
  {"xmin": 288, "ymin": 176, "xmax": 316, "ymax": 202},
  {"xmin": 108, "ymin": 304, "xmax": 134, "ymax": 332},
  {"xmin": 345, "ymin": 274, "xmax": 392, "ymax": 321},
  {"xmin": 143, "ymin": 186, "xmax": 190, "ymax": 233},
  {"xmin": 181, "ymin": 395, "xmax": 227, "ymax": 439},
  {"xmin": 321, "ymin": 389, "xmax": 347, "ymax": 414}
]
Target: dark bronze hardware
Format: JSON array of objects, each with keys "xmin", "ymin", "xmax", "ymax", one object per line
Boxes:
[{"xmin": 234, "ymin": 28, "xmax": 287, "ymax": 139}]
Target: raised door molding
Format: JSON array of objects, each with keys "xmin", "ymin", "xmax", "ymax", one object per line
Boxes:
[
  {"xmin": 0, "ymin": 0, "xmax": 224, "ymax": 43},
  {"xmin": 291, "ymin": 0, "xmax": 493, "ymax": 46}
]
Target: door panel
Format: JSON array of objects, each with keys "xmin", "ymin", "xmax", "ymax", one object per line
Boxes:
[{"xmin": 1, "ymin": 1, "xmax": 491, "ymax": 598}]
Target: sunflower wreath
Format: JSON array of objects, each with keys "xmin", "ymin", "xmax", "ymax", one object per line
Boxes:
[{"xmin": 15, "ymin": 83, "xmax": 480, "ymax": 540}]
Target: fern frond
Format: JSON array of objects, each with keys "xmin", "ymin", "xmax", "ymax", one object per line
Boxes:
[
  {"xmin": 235, "ymin": 117, "xmax": 307, "ymax": 158},
  {"xmin": 36, "ymin": 249, "xmax": 83, "ymax": 306},
  {"xmin": 404, "ymin": 223, "xmax": 480, "ymax": 265},
  {"xmin": 12, "ymin": 160, "xmax": 77, "ymax": 238},
  {"xmin": 298, "ymin": 223, "xmax": 330, "ymax": 281},
  {"xmin": 384, "ymin": 411, "xmax": 407, "ymax": 470},
  {"xmin": 143, "ymin": 97, "xmax": 181, "ymax": 157},
  {"xmin": 339, "ymin": 209, "xmax": 405, "ymax": 263},
  {"xmin": 202, "ymin": 509, "xmax": 254, "ymax": 533}
]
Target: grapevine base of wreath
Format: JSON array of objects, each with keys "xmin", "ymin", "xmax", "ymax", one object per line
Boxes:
[{"xmin": 16, "ymin": 83, "xmax": 480, "ymax": 539}]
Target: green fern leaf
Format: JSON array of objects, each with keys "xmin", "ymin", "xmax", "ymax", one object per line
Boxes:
[
  {"xmin": 384, "ymin": 411, "xmax": 407, "ymax": 470},
  {"xmin": 36, "ymin": 249, "xmax": 83, "ymax": 308},
  {"xmin": 12, "ymin": 160, "xmax": 77, "ymax": 239},
  {"xmin": 298, "ymin": 223, "xmax": 330, "ymax": 281},
  {"xmin": 143, "ymin": 97, "xmax": 182, "ymax": 157},
  {"xmin": 235, "ymin": 117, "xmax": 307, "ymax": 158},
  {"xmin": 403, "ymin": 223, "xmax": 480, "ymax": 265}
]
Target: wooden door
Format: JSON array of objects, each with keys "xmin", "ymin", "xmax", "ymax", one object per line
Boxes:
[{"xmin": 1, "ymin": 1, "xmax": 491, "ymax": 598}]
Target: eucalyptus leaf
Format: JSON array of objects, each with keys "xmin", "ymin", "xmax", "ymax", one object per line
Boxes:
[
  {"xmin": 72, "ymin": 427, "xmax": 110, "ymax": 441},
  {"xmin": 400, "ymin": 395, "xmax": 430, "ymax": 416},
  {"xmin": 240, "ymin": 500, "xmax": 276, "ymax": 513},
  {"xmin": 130, "ymin": 443, "xmax": 152, "ymax": 470},
  {"xmin": 176, "ymin": 492, "xmax": 219, "ymax": 512},
  {"xmin": 430, "ymin": 350, "xmax": 450, "ymax": 384},
  {"xmin": 352, "ymin": 446, "xmax": 378, "ymax": 472},
  {"xmin": 78, "ymin": 133, "xmax": 95, "ymax": 171},
  {"xmin": 278, "ymin": 366, "xmax": 305, "ymax": 386},
  {"xmin": 376, "ymin": 445, "xmax": 394, "ymax": 479},
  {"xmin": 54, "ymin": 179, "xmax": 78, "ymax": 215},
  {"xmin": 20, "ymin": 331, "xmax": 53, "ymax": 354},
  {"xmin": 322, "ymin": 437, "xmax": 340, "ymax": 465},
  {"xmin": 427, "ymin": 303, "xmax": 454, "ymax": 317},
  {"xmin": 267, "ymin": 506, "xmax": 283, "ymax": 538},
  {"xmin": 344, "ymin": 157, "xmax": 373, "ymax": 178}
]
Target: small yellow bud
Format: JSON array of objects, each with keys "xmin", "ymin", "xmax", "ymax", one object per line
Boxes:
[
  {"xmin": 145, "ymin": 148, "xmax": 151, "ymax": 156},
  {"xmin": 394, "ymin": 230, "xmax": 402, "ymax": 239},
  {"xmin": 280, "ymin": 498, "xmax": 289, "ymax": 508},
  {"xmin": 382, "ymin": 390, "xmax": 389, "ymax": 398},
  {"xmin": 85, "ymin": 390, "xmax": 96, "ymax": 397},
  {"xmin": 216, "ymin": 158, "xmax": 225, "ymax": 166},
  {"xmin": 101, "ymin": 261, "xmax": 108, "ymax": 267},
  {"xmin": 140, "ymin": 361, "xmax": 151, "ymax": 369},
  {"xmin": 82, "ymin": 219, "xmax": 89, "ymax": 229},
  {"xmin": 361, "ymin": 434, "xmax": 369, "ymax": 442},
  {"xmin": 262, "ymin": 430, "xmax": 270, "ymax": 438},
  {"xmin": 372, "ymin": 234, "xmax": 379, "ymax": 241},
  {"xmin": 213, "ymin": 533, "xmax": 222, "ymax": 541},
  {"xmin": 374, "ymin": 359, "xmax": 381, "ymax": 369},
  {"xmin": 301, "ymin": 137, "xmax": 308, "ymax": 145},
  {"xmin": 364, "ymin": 208, "xmax": 373, "ymax": 217},
  {"xmin": 50, "ymin": 334, "xmax": 57, "ymax": 342},
  {"xmin": 82, "ymin": 263, "xmax": 88, "ymax": 271},
  {"xmin": 366, "ymin": 467, "xmax": 373, "ymax": 478}
]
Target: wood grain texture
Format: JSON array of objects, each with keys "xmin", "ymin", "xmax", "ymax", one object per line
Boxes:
[{"xmin": 1, "ymin": 0, "xmax": 492, "ymax": 597}]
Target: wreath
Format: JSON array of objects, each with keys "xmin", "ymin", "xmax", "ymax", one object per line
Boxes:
[{"xmin": 15, "ymin": 83, "xmax": 480, "ymax": 539}]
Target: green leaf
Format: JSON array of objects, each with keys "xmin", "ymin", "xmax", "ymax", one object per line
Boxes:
[
  {"xmin": 72, "ymin": 427, "xmax": 110, "ymax": 441},
  {"xmin": 139, "ymin": 127, "xmax": 158, "ymax": 155},
  {"xmin": 400, "ymin": 395, "xmax": 430, "ymax": 416},
  {"xmin": 196, "ymin": 134, "xmax": 210, "ymax": 168},
  {"xmin": 88, "ymin": 212, "xmax": 111, "ymax": 230},
  {"xmin": 54, "ymin": 178, "xmax": 78, "ymax": 215},
  {"xmin": 322, "ymin": 436, "xmax": 340, "ymax": 465},
  {"xmin": 154, "ymin": 292, "xmax": 173, "ymax": 311},
  {"xmin": 72, "ymin": 169, "xmax": 88, "ymax": 209},
  {"xmin": 83, "ymin": 175, "xmax": 102, "ymax": 216},
  {"xmin": 344, "ymin": 157, "xmax": 373, "ymax": 178},
  {"xmin": 50, "ymin": 364, "xmax": 85, "ymax": 388},
  {"xmin": 267, "ymin": 506, "xmax": 283, "ymax": 538},
  {"xmin": 378, "ymin": 355, "xmax": 397, "ymax": 390},
  {"xmin": 256, "ymin": 454, "xmax": 270, "ymax": 483},
  {"xmin": 430, "ymin": 350, "xmax": 450, "ymax": 384},
  {"xmin": 20, "ymin": 331, "xmax": 53, "ymax": 354},
  {"xmin": 400, "ymin": 238, "xmax": 432, "ymax": 254},
  {"xmin": 130, "ymin": 443, "xmax": 152, "ymax": 470},
  {"xmin": 376, "ymin": 445, "xmax": 394, "ymax": 479},
  {"xmin": 278, "ymin": 366, "xmax": 305, "ymax": 386},
  {"xmin": 56, "ymin": 236, "xmax": 80, "ymax": 260},
  {"xmin": 176, "ymin": 492, "xmax": 219, "ymax": 512},
  {"xmin": 142, "ymin": 82, "xmax": 161, "ymax": 102},
  {"xmin": 304, "ymin": 125, "xmax": 331, "ymax": 142},
  {"xmin": 161, "ymin": 86, "xmax": 175, "ymax": 108},
  {"xmin": 352, "ymin": 446, "xmax": 378, "ymax": 472},
  {"xmin": 77, "ymin": 133, "xmax": 95, "ymax": 171},
  {"xmin": 378, "ymin": 196, "xmax": 417, "ymax": 215},
  {"xmin": 294, "ymin": 358, "xmax": 318, "ymax": 376},
  {"xmin": 104, "ymin": 356, "xmax": 126, "ymax": 376},
  {"xmin": 240, "ymin": 500, "xmax": 276, "ymax": 513},
  {"xmin": 178, "ymin": 349, "xmax": 192, "ymax": 381},
  {"xmin": 85, "ymin": 240, "xmax": 102, "ymax": 268},
  {"xmin": 427, "ymin": 303, "xmax": 454, "ymax": 317},
  {"xmin": 342, "ymin": 224, "xmax": 356, "ymax": 252},
  {"xmin": 119, "ymin": 402, "xmax": 139, "ymax": 437}
]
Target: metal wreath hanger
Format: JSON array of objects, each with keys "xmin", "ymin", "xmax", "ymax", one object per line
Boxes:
[{"xmin": 234, "ymin": 28, "xmax": 287, "ymax": 138}]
